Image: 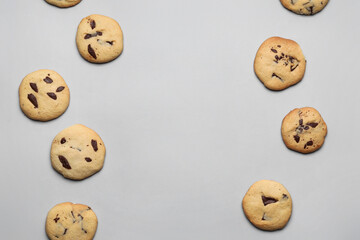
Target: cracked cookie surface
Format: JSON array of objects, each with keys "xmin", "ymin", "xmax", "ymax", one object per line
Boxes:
[
  {"xmin": 51, "ymin": 124, "xmax": 106, "ymax": 180},
  {"xmin": 19, "ymin": 69, "xmax": 70, "ymax": 121},
  {"xmin": 280, "ymin": 0, "xmax": 329, "ymax": 15},
  {"xmin": 46, "ymin": 202, "xmax": 97, "ymax": 240},
  {"xmin": 76, "ymin": 14, "xmax": 123, "ymax": 63},
  {"xmin": 242, "ymin": 180, "xmax": 292, "ymax": 231},
  {"xmin": 45, "ymin": 0, "xmax": 82, "ymax": 8},
  {"xmin": 254, "ymin": 36, "xmax": 306, "ymax": 91},
  {"xmin": 281, "ymin": 107, "xmax": 327, "ymax": 153}
]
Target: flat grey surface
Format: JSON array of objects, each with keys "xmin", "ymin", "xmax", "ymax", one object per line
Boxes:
[{"xmin": 0, "ymin": 0, "xmax": 359, "ymax": 239}]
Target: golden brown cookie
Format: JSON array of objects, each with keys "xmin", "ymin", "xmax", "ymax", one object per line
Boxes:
[
  {"xmin": 45, "ymin": 202, "xmax": 97, "ymax": 240},
  {"xmin": 19, "ymin": 69, "xmax": 70, "ymax": 121},
  {"xmin": 242, "ymin": 180, "xmax": 292, "ymax": 231},
  {"xmin": 50, "ymin": 124, "xmax": 106, "ymax": 180},
  {"xmin": 76, "ymin": 14, "xmax": 124, "ymax": 63},
  {"xmin": 45, "ymin": 0, "xmax": 82, "ymax": 8},
  {"xmin": 254, "ymin": 37, "xmax": 306, "ymax": 91},
  {"xmin": 280, "ymin": 0, "xmax": 329, "ymax": 15},
  {"xmin": 281, "ymin": 107, "xmax": 327, "ymax": 153}
]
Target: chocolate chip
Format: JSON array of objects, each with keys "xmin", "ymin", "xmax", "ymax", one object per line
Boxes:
[
  {"xmin": 90, "ymin": 19, "xmax": 96, "ymax": 29},
  {"xmin": 27, "ymin": 94, "xmax": 38, "ymax": 108},
  {"xmin": 294, "ymin": 135, "xmax": 300, "ymax": 143},
  {"xmin": 282, "ymin": 194, "xmax": 288, "ymax": 199},
  {"xmin": 272, "ymin": 73, "xmax": 283, "ymax": 82},
  {"xmin": 106, "ymin": 41, "xmax": 114, "ymax": 45},
  {"xmin": 54, "ymin": 215, "xmax": 60, "ymax": 223},
  {"xmin": 47, "ymin": 92, "xmax": 57, "ymax": 100},
  {"xmin": 84, "ymin": 34, "xmax": 92, "ymax": 39},
  {"xmin": 299, "ymin": 119, "xmax": 303, "ymax": 125},
  {"xmin": 304, "ymin": 141, "xmax": 313, "ymax": 149},
  {"xmin": 71, "ymin": 211, "xmax": 75, "ymax": 222},
  {"xmin": 262, "ymin": 196, "xmax": 278, "ymax": 206},
  {"xmin": 304, "ymin": 126, "xmax": 309, "ymax": 130},
  {"xmin": 85, "ymin": 157, "xmax": 92, "ymax": 162},
  {"xmin": 63, "ymin": 229, "xmax": 67, "ymax": 235},
  {"xmin": 43, "ymin": 77, "xmax": 53, "ymax": 84},
  {"xmin": 261, "ymin": 213, "xmax": 267, "ymax": 221},
  {"xmin": 61, "ymin": 138, "xmax": 66, "ymax": 144},
  {"xmin": 291, "ymin": 64, "xmax": 299, "ymax": 72},
  {"xmin": 56, "ymin": 86, "xmax": 65, "ymax": 92},
  {"xmin": 30, "ymin": 83, "xmax": 38, "ymax": 93},
  {"xmin": 82, "ymin": 228, "xmax": 88, "ymax": 234},
  {"xmin": 307, "ymin": 122, "xmax": 318, "ymax": 128},
  {"xmin": 78, "ymin": 214, "xmax": 83, "ymax": 220},
  {"xmin": 91, "ymin": 140, "xmax": 98, "ymax": 152},
  {"xmin": 278, "ymin": 45, "xmax": 281, "ymax": 48},
  {"xmin": 88, "ymin": 44, "xmax": 97, "ymax": 59},
  {"xmin": 97, "ymin": 31, "xmax": 102, "ymax": 36},
  {"xmin": 58, "ymin": 155, "xmax": 71, "ymax": 169},
  {"xmin": 271, "ymin": 48, "xmax": 278, "ymax": 53}
]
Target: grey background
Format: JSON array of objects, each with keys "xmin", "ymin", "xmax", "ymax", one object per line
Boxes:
[{"xmin": 0, "ymin": 0, "xmax": 359, "ymax": 239}]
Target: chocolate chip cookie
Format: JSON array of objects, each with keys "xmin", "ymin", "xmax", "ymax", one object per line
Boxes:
[
  {"xmin": 50, "ymin": 124, "xmax": 106, "ymax": 180},
  {"xmin": 254, "ymin": 36, "xmax": 306, "ymax": 91},
  {"xmin": 280, "ymin": 0, "xmax": 329, "ymax": 15},
  {"xmin": 242, "ymin": 180, "xmax": 292, "ymax": 231},
  {"xmin": 45, "ymin": 0, "xmax": 82, "ymax": 8},
  {"xmin": 46, "ymin": 202, "xmax": 97, "ymax": 240},
  {"xmin": 76, "ymin": 14, "xmax": 124, "ymax": 63},
  {"xmin": 19, "ymin": 69, "xmax": 70, "ymax": 121},
  {"xmin": 281, "ymin": 107, "xmax": 327, "ymax": 153}
]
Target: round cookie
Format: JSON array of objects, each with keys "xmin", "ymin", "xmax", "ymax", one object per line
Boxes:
[
  {"xmin": 280, "ymin": 0, "xmax": 329, "ymax": 15},
  {"xmin": 254, "ymin": 37, "xmax": 306, "ymax": 91},
  {"xmin": 281, "ymin": 107, "xmax": 327, "ymax": 153},
  {"xmin": 45, "ymin": 0, "xmax": 82, "ymax": 8},
  {"xmin": 19, "ymin": 69, "xmax": 70, "ymax": 121},
  {"xmin": 76, "ymin": 14, "xmax": 123, "ymax": 63},
  {"xmin": 50, "ymin": 124, "xmax": 106, "ymax": 180},
  {"xmin": 46, "ymin": 202, "xmax": 97, "ymax": 240},
  {"xmin": 242, "ymin": 180, "xmax": 292, "ymax": 231}
]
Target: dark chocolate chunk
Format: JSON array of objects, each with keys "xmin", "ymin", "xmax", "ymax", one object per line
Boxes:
[
  {"xmin": 306, "ymin": 141, "xmax": 313, "ymax": 146},
  {"xmin": 28, "ymin": 94, "xmax": 38, "ymax": 108},
  {"xmin": 84, "ymin": 34, "xmax": 92, "ymax": 39},
  {"xmin": 43, "ymin": 77, "xmax": 53, "ymax": 84},
  {"xmin": 61, "ymin": 138, "xmax": 66, "ymax": 144},
  {"xmin": 85, "ymin": 157, "xmax": 92, "ymax": 162},
  {"xmin": 271, "ymin": 48, "xmax": 278, "ymax": 53},
  {"xmin": 262, "ymin": 196, "xmax": 278, "ymax": 206},
  {"xmin": 91, "ymin": 139, "xmax": 98, "ymax": 152},
  {"xmin": 30, "ymin": 83, "xmax": 38, "ymax": 93},
  {"xmin": 88, "ymin": 44, "xmax": 97, "ymax": 59},
  {"xmin": 90, "ymin": 19, "xmax": 96, "ymax": 29},
  {"xmin": 54, "ymin": 215, "xmax": 60, "ymax": 223},
  {"xmin": 307, "ymin": 122, "xmax": 318, "ymax": 128},
  {"xmin": 304, "ymin": 126, "xmax": 309, "ymax": 130},
  {"xmin": 293, "ymin": 135, "xmax": 300, "ymax": 143},
  {"xmin": 299, "ymin": 119, "xmax": 303, "ymax": 125},
  {"xmin": 97, "ymin": 31, "xmax": 102, "ymax": 36},
  {"xmin": 58, "ymin": 155, "xmax": 71, "ymax": 169},
  {"xmin": 56, "ymin": 86, "xmax": 65, "ymax": 92},
  {"xmin": 47, "ymin": 92, "xmax": 57, "ymax": 100}
]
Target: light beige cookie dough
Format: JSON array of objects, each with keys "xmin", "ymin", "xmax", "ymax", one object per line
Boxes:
[
  {"xmin": 281, "ymin": 107, "xmax": 327, "ymax": 153},
  {"xmin": 280, "ymin": 0, "xmax": 329, "ymax": 15},
  {"xmin": 242, "ymin": 180, "xmax": 292, "ymax": 231},
  {"xmin": 50, "ymin": 124, "xmax": 106, "ymax": 180},
  {"xmin": 45, "ymin": 0, "xmax": 82, "ymax": 8},
  {"xmin": 19, "ymin": 69, "xmax": 70, "ymax": 121},
  {"xmin": 76, "ymin": 14, "xmax": 123, "ymax": 63},
  {"xmin": 254, "ymin": 36, "xmax": 306, "ymax": 91},
  {"xmin": 45, "ymin": 202, "xmax": 97, "ymax": 240}
]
